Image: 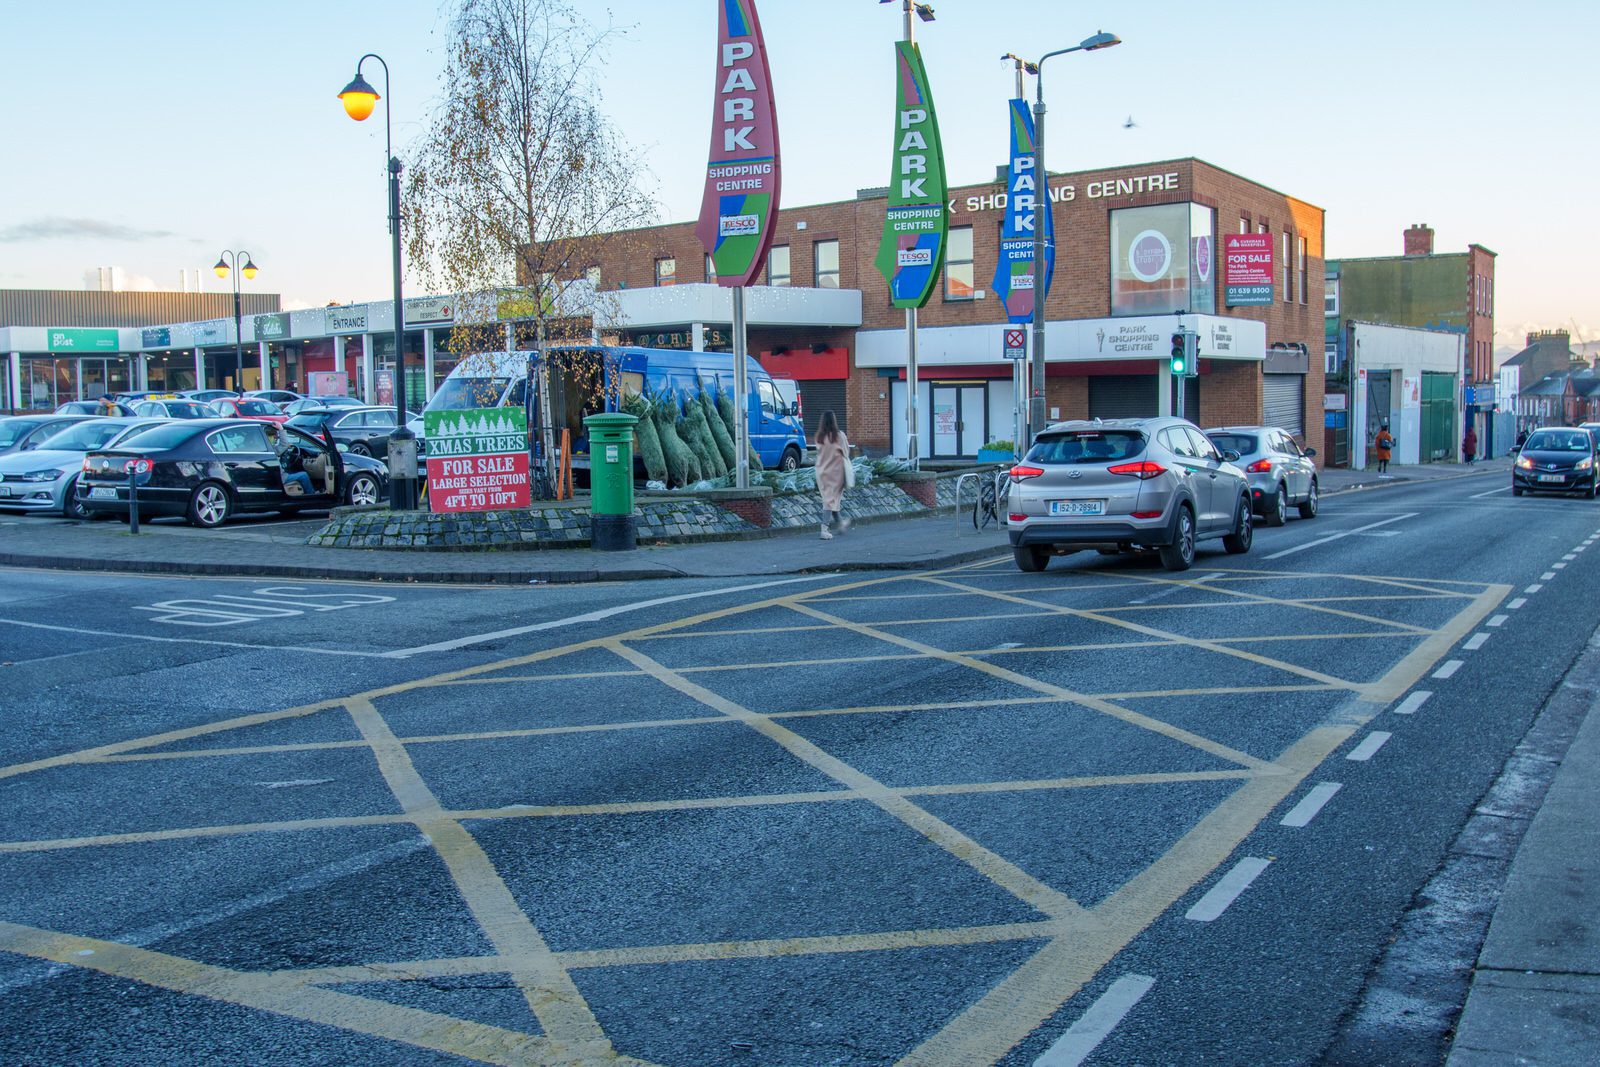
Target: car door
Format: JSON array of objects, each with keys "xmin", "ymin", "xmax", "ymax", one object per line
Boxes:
[
  {"xmin": 754, "ymin": 379, "xmax": 784, "ymax": 465},
  {"xmin": 1280, "ymin": 431, "xmax": 1313, "ymax": 500},
  {"xmin": 207, "ymin": 424, "xmax": 280, "ymax": 507},
  {"xmin": 1159, "ymin": 427, "xmax": 1211, "ymax": 527},
  {"xmin": 1185, "ymin": 426, "xmax": 1233, "ymax": 531}
]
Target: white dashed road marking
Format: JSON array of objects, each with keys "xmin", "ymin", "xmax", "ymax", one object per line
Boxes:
[
  {"xmin": 1280, "ymin": 783, "xmax": 1343, "ymax": 828},
  {"xmin": 1464, "ymin": 633, "xmax": 1491, "ymax": 651},
  {"xmin": 1486, "ymin": 615, "xmax": 1508, "ymax": 628},
  {"xmin": 1347, "ymin": 732, "xmax": 1393, "ymax": 762},
  {"xmin": 1434, "ymin": 660, "xmax": 1464, "ymax": 680},
  {"xmin": 1393, "ymin": 691, "xmax": 1433, "ymax": 716},
  {"xmin": 1526, "ymin": 584, "xmax": 1544, "ymax": 594},
  {"xmin": 1508, "ymin": 598, "xmax": 1528, "ymax": 610},
  {"xmin": 1186, "ymin": 858, "xmax": 1272, "ymax": 922},
  {"xmin": 1034, "ymin": 974, "xmax": 1157, "ymax": 1067}
]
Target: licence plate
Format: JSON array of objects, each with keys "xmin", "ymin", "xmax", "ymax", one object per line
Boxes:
[
  {"xmin": 1050, "ymin": 500, "xmax": 1105, "ymax": 516},
  {"xmin": 89, "ymin": 487, "xmax": 117, "ymax": 500},
  {"xmin": 0, "ymin": 487, "xmax": 10, "ymax": 497},
  {"xmin": 1538, "ymin": 474, "xmax": 1566, "ymax": 483}
]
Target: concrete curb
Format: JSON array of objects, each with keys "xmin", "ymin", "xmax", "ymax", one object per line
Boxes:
[{"xmin": 1322, "ymin": 466, "xmax": 1501, "ymax": 498}]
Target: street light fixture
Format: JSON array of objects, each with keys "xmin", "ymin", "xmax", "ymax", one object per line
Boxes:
[
  {"xmin": 337, "ymin": 53, "xmax": 417, "ymax": 511},
  {"xmin": 1025, "ymin": 30, "xmax": 1121, "ymax": 444},
  {"xmin": 212, "ymin": 250, "xmax": 259, "ymax": 394}
]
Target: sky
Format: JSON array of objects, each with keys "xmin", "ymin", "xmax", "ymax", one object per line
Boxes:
[{"xmin": 2, "ymin": 0, "xmax": 1595, "ymax": 357}]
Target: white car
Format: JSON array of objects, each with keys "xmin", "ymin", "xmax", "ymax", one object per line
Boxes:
[{"xmin": 0, "ymin": 417, "xmax": 166, "ymax": 519}]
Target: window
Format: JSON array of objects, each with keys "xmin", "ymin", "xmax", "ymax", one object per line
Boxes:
[
  {"xmin": 1186, "ymin": 427, "xmax": 1221, "ymax": 461},
  {"xmin": 654, "ymin": 257, "xmax": 676, "ymax": 287},
  {"xmin": 757, "ymin": 379, "xmax": 780, "ymax": 416},
  {"xmin": 1282, "ymin": 233, "xmax": 1292, "ymax": 303},
  {"xmin": 944, "ymin": 226, "xmax": 975, "ymax": 300},
  {"xmin": 1109, "ymin": 203, "xmax": 1215, "ymax": 316},
  {"xmin": 767, "ymin": 245, "xmax": 790, "ymax": 287},
  {"xmin": 1297, "ymin": 236, "xmax": 1307, "ymax": 305},
  {"xmin": 1325, "ymin": 277, "xmax": 1340, "ymax": 317},
  {"xmin": 814, "ymin": 239, "xmax": 840, "ymax": 289},
  {"xmin": 584, "ymin": 266, "xmax": 601, "ymax": 289},
  {"xmin": 1239, "ymin": 217, "xmax": 1249, "ymax": 234},
  {"xmin": 704, "ymin": 254, "xmax": 717, "ymax": 284},
  {"xmin": 208, "ymin": 425, "xmax": 270, "ymax": 453}
]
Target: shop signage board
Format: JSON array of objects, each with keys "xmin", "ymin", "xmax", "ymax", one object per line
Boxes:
[
  {"xmin": 325, "ymin": 305, "xmax": 369, "ymax": 333},
  {"xmin": 191, "ymin": 321, "xmax": 230, "ymax": 346},
  {"xmin": 1223, "ymin": 233, "xmax": 1274, "ymax": 306},
  {"xmin": 993, "ymin": 98, "xmax": 1054, "ymax": 323},
  {"xmin": 140, "ymin": 327, "xmax": 171, "ymax": 348},
  {"xmin": 424, "ymin": 407, "xmax": 530, "ymax": 513},
  {"xmin": 404, "ymin": 296, "xmax": 454, "ymax": 325},
  {"xmin": 875, "ymin": 40, "xmax": 948, "ymax": 308},
  {"xmin": 47, "ymin": 328, "xmax": 119, "ymax": 352},
  {"xmin": 253, "ymin": 313, "xmax": 292, "ymax": 341},
  {"xmin": 694, "ymin": 0, "xmax": 781, "ymax": 288}
]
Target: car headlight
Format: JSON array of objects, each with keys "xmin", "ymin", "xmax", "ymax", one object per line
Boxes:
[
  {"xmin": 1516, "ymin": 456, "xmax": 1535, "ymax": 470},
  {"xmin": 1578, "ymin": 456, "xmax": 1594, "ymax": 471},
  {"xmin": 16, "ymin": 469, "xmax": 63, "ymax": 483}
]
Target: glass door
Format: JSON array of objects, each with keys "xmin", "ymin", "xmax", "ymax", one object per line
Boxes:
[
  {"xmin": 959, "ymin": 385, "xmax": 987, "ymax": 455},
  {"xmin": 931, "ymin": 386, "xmax": 960, "ymax": 456}
]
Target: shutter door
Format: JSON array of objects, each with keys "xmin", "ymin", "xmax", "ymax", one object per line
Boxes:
[
  {"xmin": 1087, "ymin": 375, "xmax": 1158, "ymax": 420},
  {"xmin": 1263, "ymin": 373, "xmax": 1305, "ymax": 438},
  {"xmin": 797, "ymin": 379, "xmax": 846, "ymax": 438}
]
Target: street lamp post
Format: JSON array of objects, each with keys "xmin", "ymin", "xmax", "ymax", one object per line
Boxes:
[
  {"xmin": 1028, "ymin": 30, "xmax": 1120, "ymax": 443},
  {"xmin": 338, "ymin": 54, "xmax": 417, "ymax": 511},
  {"xmin": 211, "ymin": 250, "xmax": 258, "ymax": 393}
]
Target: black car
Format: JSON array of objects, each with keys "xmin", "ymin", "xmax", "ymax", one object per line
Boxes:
[
  {"xmin": 56, "ymin": 399, "xmax": 139, "ymax": 417},
  {"xmin": 283, "ymin": 396, "xmax": 367, "ymax": 417},
  {"xmin": 0, "ymin": 415, "xmax": 90, "ymax": 458},
  {"xmin": 78, "ymin": 419, "xmax": 387, "ymax": 527},
  {"xmin": 1513, "ymin": 426, "xmax": 1598, "ymax": 498},
  {"xmin": 286, "ymin": 405, "xmax": 419, "ymax": 459}
]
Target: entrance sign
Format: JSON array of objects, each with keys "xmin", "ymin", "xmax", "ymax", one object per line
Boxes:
[
  {"xmin": 874, "ymin": 40, "xmax": 948, "ymax": 308},
  {"xmin": 695, "ymin": 0, "xmax": 781, "ymax": 288},
  {"xmin": 993, "ymin": 99, "xmax": 1054, "ymax": 323},
  {"xmin": 1223, "ymin": 233, "xmax": 1274, "ymax": 306},
  {"xmin": 424, "ymin": 408, "xmax": 531, "ymax": 513}
]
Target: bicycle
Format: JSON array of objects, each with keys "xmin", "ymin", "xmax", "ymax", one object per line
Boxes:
[{"xmin": 973, "ymin": 469, "xmax": 1008, "ymax": 530}]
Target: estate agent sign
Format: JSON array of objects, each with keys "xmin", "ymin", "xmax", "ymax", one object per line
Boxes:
[
  {"xmin": 424, "ymin": 408, "xmax": 531, "ymax": 513},
  {"xmin": 1223, "ymin": 233, "xmax": 1274, "ymax": 306},
  {"xmin": 874, "ymin": 40, "xmax": 948, "ymax": 308}
]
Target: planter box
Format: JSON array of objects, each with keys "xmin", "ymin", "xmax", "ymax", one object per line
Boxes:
[{"xmin": 976, "ymin": 449, "xmax": 1016, "ymax": 464}]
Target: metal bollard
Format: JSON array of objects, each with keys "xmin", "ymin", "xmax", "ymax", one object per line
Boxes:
[{"xmin": 128, "ymin": 468, "xmax": 140, "ymax": 535}]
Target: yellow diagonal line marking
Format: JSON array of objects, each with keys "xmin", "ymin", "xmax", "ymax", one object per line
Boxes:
[
  {"xmin": 344, "ymin": 697, "xmax": 613, "ymax": 1053},
  {"xmin": 607, "ymin": 640, "xmax": 1088, "ymax": 924},
  {"xmin": 1086, "ymin": 572, "xmax": 1436, "ymax": 634},
  {"xmin": 784, "ymin": 601, "xmax": 1275, "ymax": 773}
]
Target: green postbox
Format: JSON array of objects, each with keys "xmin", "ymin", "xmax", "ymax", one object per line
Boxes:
[{"xmin": 584, "ymin": 412, "xmax": 638, "ymax": 551}]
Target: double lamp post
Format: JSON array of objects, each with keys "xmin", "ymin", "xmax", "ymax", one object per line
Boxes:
[{"xmin": 211, "ymin": 250, "xmax": 258, "ymax": 393}]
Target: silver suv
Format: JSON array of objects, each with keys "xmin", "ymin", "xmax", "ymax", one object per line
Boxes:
[
  {"xmin": 1205, "ymin": 425, "xmax": 1319, "ymax": 526},
  {"xmin": 1006, "ymin": 417, "xmax": 1253, "ymax": 573}
]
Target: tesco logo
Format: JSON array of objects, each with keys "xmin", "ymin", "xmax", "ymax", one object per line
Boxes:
[{"xmin": 897, "ymin": 248, "xmax": 933, "ymax": 268}]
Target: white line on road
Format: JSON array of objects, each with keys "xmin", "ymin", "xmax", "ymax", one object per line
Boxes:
[
  {"xmin": 1470, "ymin": 486, "xmax": 1511, "ymax": 499},
  {"xmin": 0, "ymin": 618, "xmax": 393, "ymax": 658},
  {"xmin": 1541, "ymin": 572, "xmax": 1558, "ymax": 580},
  {"xmin": 1486, "ymin": 615, "xmax": 1509, "ymax": 628},
  {"xmin": 1525, "ymin": 584, "xmax": 1544, "ymax": 594},
  {"xmin": 1433, "ymin": 660, "xmax": 1464, "ymax": 679},
  {"xmin": 1264, "ymin": 513, "xmax": 1419, "ymax": 560},
  {"xmin": 1034, "ymin": 974, "xmax": 1157, "ymax": 1067},
  {"xmin": 1552, "ymin": 563, "xmax": 1568, "ymax": 570},
  {"xmin": 1508, "ymin": 598, "xmax": 1527, "ymax": 610},
  {"xmin": 1347, "ymin": 731, "xmax": 1393, "ymax": 762},
  {"xmin": 383, "ymin": 574, "xmax": 834, "ymax": 658},
  {"xmin": 1280, "ymin": 783, "xmax": 1343, "ymax": 827},
  {"xmin": 1393, "ymin": 691, "xmax": 1433, "ymax": 716},
  {"xmin": 1185, "ymin": 858, "xmax": 1272, "ymax": 922},
  {"xmin": 1463, "ymin": 633, "xmax": 1491, "ymax": 651},
  {"xmin": 1563, "ymin": 554, "xmax": 1578, "ymax": 561}
]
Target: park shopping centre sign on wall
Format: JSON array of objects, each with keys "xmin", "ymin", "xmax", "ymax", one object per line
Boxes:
[{"xmin": 424, "ymin": 408, "xmax": 530, "ymax": 514}]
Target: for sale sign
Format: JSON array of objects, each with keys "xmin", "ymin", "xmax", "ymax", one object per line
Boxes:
[
  {"xmin": 1223, "ymin": 233, "xmax": 1274, "ymax": 306},
  {"xmin": 424, "ymin": 408, "xmax": 530, "ymax": 513}
]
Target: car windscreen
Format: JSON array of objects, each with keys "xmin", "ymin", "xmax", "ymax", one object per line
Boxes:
[
  {"xmin": 286, "ymin": 414, "xmax": 331, "ymax": 432},
  {"xmin": 426, "ymin": 377, "xmax": 512, "ymax": 412},
  {"xmin": 164, "ymin": 402, "xmax": 218, "ymax": 419},
  {"xmin": 34, "ymin": 422, "xmax": 126, "ymax": 451},
  {"xmin": 1207, "ymin": 433, "xmax": 1258, "ymax": 456},
  {"xmin": 1524, "ymin": 431, "xmax": 1591, "ymax": 452},
  {"xmin": 0, "ymin": 420, "xmax": 50, "ymax": 448},
  {"xmin": 114, "ymin": 424, "xmax": 202, "ymax": 450},
  {"xmin": 1025, "ymin": 430, "xmax": 1147, "ymax": 465}
]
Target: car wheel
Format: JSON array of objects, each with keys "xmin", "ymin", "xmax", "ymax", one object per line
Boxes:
[
  {"xmin": 1297, "ymin": 478, "xmax": 1319, "ymax": 519},
  {"xmin": 346, "ymin": 473, "xmax": 381, "ymax": 507},
  {"xmin": 1013, "ymin": 545, "xmax": 1050, "ymax": 572},
  {"xmin": 1266, "ymin": 483, "xmax": 1288, "ymax": 527},
  {"xmin": 186, "ymin": 482, "xmax": 232, "ymax": 528},
  {"xmin": 349, "ymin": 442, "xmax": 373, "ymax": 458},
  {"xmin": 61, "ymin": 477, "xmax": 89, "ymax": 520},
  {"xmin": 778, "ymin": 447, "xmax": 801, "ymax": 473},
  {"xmin": 1588, "ymin": 479, "xmax": 1598, "ymax": 501},
  {"xmin": 1159, "ymin": 506, "xmax": 1196, "ymax": 572},
  {"xmin": 1223, "ymin": 497, "xmax": 1254, "ymax": 554},
  {"xmin": 1512, "ymin": 485, "xmax": 1524, "ymax": 497}
]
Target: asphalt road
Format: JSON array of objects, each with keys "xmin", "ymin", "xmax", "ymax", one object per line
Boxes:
[{"xmin": 0, "ymin": 470, "xmax": 1593, "ymax": 1066}]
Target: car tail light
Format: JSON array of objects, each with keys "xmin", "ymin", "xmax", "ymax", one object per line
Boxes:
[
  {"xmin": 1131, "ymin": 511, "xmax": 1162, "ymax": 519},
  {"xmin": 1245, "ymin": 459, "xmax": 1273, "ymax": 473},
  {"xmin": 1107, "ymin": 461, "xmax": 1167, "ymax": 480},
  {"xmin": 1008, "ymin": 513, "xmax": 1026, "ymax": 523},
  {"xmin": 1009, "ymin": 464, "xmax": 1045, "ymax": 483}
]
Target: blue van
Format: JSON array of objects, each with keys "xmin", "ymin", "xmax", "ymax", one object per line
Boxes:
[{"xmin": 411, "ymin": 345, "xmax": 808, "ymax": 474}]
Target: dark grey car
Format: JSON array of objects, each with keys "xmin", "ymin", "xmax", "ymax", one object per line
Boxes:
[
  {"xmin": 1006, "ymin": 417, "xmax": 1254, "ymax": 572},
  {"xmin": 1204, "ymin": 425, "xmax": 1320, "ymax": 525},
  {"xmin": 0, "ymin": 416, "xmax": 90, "ymax": 458}
]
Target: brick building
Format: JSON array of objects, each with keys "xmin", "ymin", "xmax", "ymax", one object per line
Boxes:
[{"xmin": 583, "ymin": 157, "xmax": 1325, "ymax": 458}]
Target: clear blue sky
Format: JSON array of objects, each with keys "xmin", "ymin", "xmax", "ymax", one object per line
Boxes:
[{"xmin": 2, "ymin": 0, "xmax": 1594, "ymax": 354}]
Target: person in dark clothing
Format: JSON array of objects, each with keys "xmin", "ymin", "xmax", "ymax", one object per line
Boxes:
[{"xmin": 1463, "ymin": 425, "xmax": 1478, "ymax": 464}]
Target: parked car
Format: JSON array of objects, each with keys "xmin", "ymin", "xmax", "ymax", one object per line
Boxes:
[
  {"xmin": 1006, "ymin": 417, "xmax": 1254, "ymax": 573},
  {"xmin": 181, "ymin": 389, "xmax": 242, "ymax": 405},
  {"xmin": 245, "ymin": 389, "xmax": 304, "ymax": 408},
  {"xmin": 286, "ymin": 406, "xmax": 420, "ymax": 458},
  {"xmin": 0, "ymin": 415, "xmax": 90, "ymax": 458},
  {"xmin": 1204, "ymin": 425, "xmax": 1319, "ymax": 525},
  {"xmin": 131, "ymin": 398, "xmax": 225, "ymax": 420},
  {"xmin": 55, "ymin": 399, "xmax": 139, "ymax": 417},
  {"xmin": 212, "ymin": 396, "xmax": 289, "ymax": 425},
  {"xmin": 78, "ymin": 420, "xmax": 387, "ymax": 527},
  {"xmin": 0, "ymin": 418, "xmax": 166, "ymax": 518},
  {"xmin": 284, "ymin": 396, "xmax": 366, "ymax": 416},
  {"xmin": 1513, "ymin": 426, "xmax": 1598, "ymax": 499}
]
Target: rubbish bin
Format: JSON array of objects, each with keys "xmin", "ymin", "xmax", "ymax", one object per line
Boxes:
[{"xmin": 584, "ymin": 412, "xmax": 638, "ymax": 551}]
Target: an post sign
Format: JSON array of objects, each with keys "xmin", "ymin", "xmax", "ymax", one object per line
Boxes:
[
  {"xmin": 875, "ymin": 40, "xmax": 948, "ymax": 309},
  {"xmin": 695, "ymin": 0, "xmax": 781, "ymax": 289},
  {"xmin": 1223, "ymin": 233, "xmax": 1274, "ymax": 306},
  {"xmin": 48, "ymin": 329, "xmax": 119, "ymax": 352},
  {"xmin": 993, "ymin": 98, "xmax": 1054, "ymax": 323},
  {"xmin": 424, "ymin": 408, "xmax": 531, "ymax": 513}
]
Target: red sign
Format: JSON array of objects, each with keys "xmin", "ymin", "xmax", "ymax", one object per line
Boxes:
[
  {"xmin": 1223, "ymin": 233, "xmax": 1274, "ymax": 306},
  {"xmin": 428, "ymin": 452, "xmax": 531, "ymax": 513}
]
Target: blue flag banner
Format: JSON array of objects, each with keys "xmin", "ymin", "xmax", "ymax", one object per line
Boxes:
[{"xmin": 993, "ymin": 99, "xmax": 1056, "ymax": 324}]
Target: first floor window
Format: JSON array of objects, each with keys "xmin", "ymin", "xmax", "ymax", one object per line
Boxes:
[
  {"xmin": 704, "ymin": 254, "xmax": 717, "ymax": 283},
  {"xmin": 768, "ymin": 245, "xmax": 791, "ymax": 286},
  {"xmin": 944, "ymin": 226, "xmax": 975, "ymax": 300},
  {"xmin": 655, "ymin": 257, "xmax": 676, "ymax": 286},
  {"xmin": 814, "ymin": 239, "xmax": 840, "ymax": 288}
]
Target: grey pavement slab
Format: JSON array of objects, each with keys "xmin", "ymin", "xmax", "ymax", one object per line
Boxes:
[{"xmin": 1448, "ymin": 970, "xmax": 1600, "ymax": 1065}]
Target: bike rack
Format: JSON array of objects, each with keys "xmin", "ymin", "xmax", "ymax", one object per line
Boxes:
[
  {"xmin": 955, "ymin": 467, "xmax": 1011, "ymax": 533},
  {"xmin": 954, "ymin": 472, "xmax": 984, "ymax": 533}
]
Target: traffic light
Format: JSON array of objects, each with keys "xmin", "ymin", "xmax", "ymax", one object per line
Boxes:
[{"xmin": 1170, "ymin": 332, "xmax": 1188, "ymax": 377}]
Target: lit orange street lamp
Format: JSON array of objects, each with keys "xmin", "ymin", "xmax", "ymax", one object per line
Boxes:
[{"xmin": 213, "ymin": 250, "xmax": 259, "ymax": 392}]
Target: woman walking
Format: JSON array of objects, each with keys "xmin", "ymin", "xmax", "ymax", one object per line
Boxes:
[
  {"xmin": 814, "ymin": 410, "xmax": 851, "ymax": 539},
  {"xmin": 1374, "ymin": 420, "xmax": 1394, "ymax": 475}
]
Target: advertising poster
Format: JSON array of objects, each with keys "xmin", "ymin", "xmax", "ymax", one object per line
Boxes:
[
  {"xmin": 308, "ymin": 371, "xmax": 348, "ymax": 398},
  {"xmin": 1224, "ymin": 233, "xmax": 1275, "ymax": 306},
  {"xmin": 993, "ymin": 98, "xmax": 1054, "ymax": 323},
  {"xmin": 1109, "ymin": 204, "xmax": 1189, "ymax": 315},
  {"xmin": 424, "ymin": 408, "xmax": 530, "ymax": 513},
  {"xmin": 694, "ymin": 0, "xmax": 781, "ymax": 288},
  {"xmin": 874, "ymin": 40, "xmax": 948, "ymax": 309}
]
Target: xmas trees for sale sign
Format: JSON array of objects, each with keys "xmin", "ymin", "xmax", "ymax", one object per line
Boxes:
[{"xmin": 424, "ymin": 408, "xmax": 530, "ymax": 513}]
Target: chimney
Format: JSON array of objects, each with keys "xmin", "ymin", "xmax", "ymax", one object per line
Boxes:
[{"xmin": 1403, "ymin": 223, "xmax": 1434, "ymax": 257}]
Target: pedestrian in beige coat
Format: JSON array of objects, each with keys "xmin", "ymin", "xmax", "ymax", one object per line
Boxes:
[{"xmin": 814, "ymin": 410, "xmax": 851, "ymax": 539}]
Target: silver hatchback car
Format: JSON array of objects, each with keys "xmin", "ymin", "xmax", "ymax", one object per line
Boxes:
[
  {"xmin": 1203, "ymin": 425, "xmax": 1319, "ymax": 526},
  {"xmin": 1007, "ymin": 417, "xmax": 1254, "ymax": 573}
]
